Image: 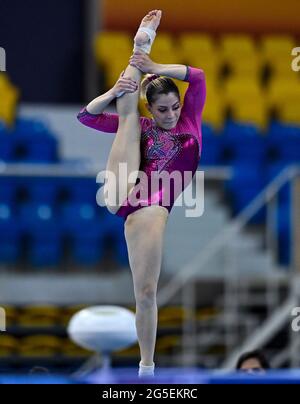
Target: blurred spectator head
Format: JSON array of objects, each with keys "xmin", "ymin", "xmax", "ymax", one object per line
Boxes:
[
  {"xmin": 29, "ymin": 366, "xmax": 50, "ymax": 375},
  {"xmin": 236, "ymin": 350, "xmax": 270, "ymax": 374}
]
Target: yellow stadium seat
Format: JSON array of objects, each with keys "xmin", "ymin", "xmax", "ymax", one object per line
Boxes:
[
  {"xmin": 231, "ymin": 98, "xmax": 269, "ymax": 129},
  {"xmin": 220, "ymin": 35, "xmax": 259, "ymax": 61},
  {"xmin": 267, "ymin": 77, "xmax": 300, "ymax": 109},
  {"xmin": 62, "ymin": 340, "xmax": 89, "ymax": 357},
  {"xmin": 0, "ymin": 73, "xmax": 11, "ymax": 88},
  {"xmin": 261, "ymin": 35, "xmax": 296, "ymax": 63},
  {"xmin": 269, "ymin": 57, "xmax": 299, "ymax": 78},
  {"xmin": 0, "ymin": 73, "xmax": 20, "ymax": 126},
  {"xmin": 174, "ymin": 79, "xmax": 189, "ymax": 100},
  {"xmin": 0, "ymin": 305, "xmax": 19, "ymax": 327},
  {"xmin": 221, "ymin": 34, "xmax": 257, "ymax": 53},
  {"xmin": 186, "ymin": 55, "xmax": 220, "ymax": 81},
  {"xmin": 115, "ymin": 342, "xmax": 139, "ymax": 356},
  {"xmin": 196, "ymin": 307, "xmax": 219, "ymax": 322},
  {"xmin": 202, "ymin": 80, "xmax": 225, "ymax": 129},
  {"xmin": 138, "ymin": 99, "xmax": 151, "ymax": 118},
  {"xmin": 229, "ymin": 57, "xmax": 262, "ymax": 78},
  {"xmin": 202, "ymin": 96, "xmax": 225, "ymax": 130},
  {"xmin": 151, "ymin": 33, "xmax": 181, "ymax": 64},
  {"xmin": 158, "ymin": 306, "xmax": 189, "ymax": 327},
  {"xmin": 223, "ymin": 78, "xmax": 263, "ymax": 106},
  {"xmin": 279, "ymin": 102, "xmax": 300, "ymax": 125},
  {"xmin": 94, "ymin": 31, "xmax": 132, "ymax": 67},
  {"xmin": 155, "ymin": 335, "xmax": 181, "ymax": 354},
  {"xmin": 105, "ymin": 60, "xmax": 130, "ymax": 88},
  {"xmin": 179, "ymin": 34, "xmax": 217, "ymax": 64},
  {"xmin": 19, "ymin": 335, "xmax": 61, "ymax": 357},
  {"xmin": 60, "ymin": 305, "xmax": 87, "ymax": 326},
  {"xmin": 19, "ymin": 305, "xmax": 61, "ymax": 327},
  {"xmin": 0, "ymin": 335, "xmax": 18, "ymax": 356}
]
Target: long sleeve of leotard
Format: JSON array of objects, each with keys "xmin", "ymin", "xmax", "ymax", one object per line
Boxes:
[
  {"xmin": 77, "ymin": 107, "xmax": 151, "ymax": 134},
  {"xmin": 77, "ymin": 107, "xmax": 120, "ymax": 133},
  {"xmin": 180, "ymin": 66, "xmax": 206, "ymax": 135}
]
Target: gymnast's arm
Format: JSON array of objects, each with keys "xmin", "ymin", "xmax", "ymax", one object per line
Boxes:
[{"xmin": 77, "ymin": 73, "xmax": 138, "ymax": 133}]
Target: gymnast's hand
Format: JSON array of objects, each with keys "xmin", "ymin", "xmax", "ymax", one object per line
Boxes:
[
  {"xmin": 129, "ymin": 51, "xmax": 158, "ymax": 74},
  {"xmin": 111, "ymin": 71, "xmax": 139, "ymax": 98}
]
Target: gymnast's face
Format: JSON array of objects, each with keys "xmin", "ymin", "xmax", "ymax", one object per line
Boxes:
[{"xmin": 147, "ymin": 92, "xmax": 181, "ymax": 130}]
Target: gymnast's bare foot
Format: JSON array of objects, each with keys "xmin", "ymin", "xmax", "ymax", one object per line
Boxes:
[{"xmin": 134, "ymin": 10, "xmax": 162, "ymax": 53}]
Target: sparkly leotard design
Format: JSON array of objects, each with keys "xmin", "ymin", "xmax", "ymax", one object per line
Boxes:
[{"xmin": 78, "ymin": 66, "xmax": 206, "ymax": 221}]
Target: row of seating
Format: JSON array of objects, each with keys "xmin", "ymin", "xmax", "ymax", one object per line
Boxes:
[
  {"xmin": 200, "ymin": 122, "xmax": 300, "ymax": 166},
  {"xmin": 0, "ymin": 304, "xmax": 219, "ymax": 360},
  {"xmin": 1, "ymin": 304, "xmax": 217, "ymax": 327},
  {"xmin": 95, "ymin": 32, "xmax": 298, "ymax": 78},
  {"xmin": 0, "ymin": 207, "xmax": 127, "ymax": 267},
  {"xmin": 0, "ymin": 334, "xmax": 187, "ymax": 358},
  {"xmin": 0, "ymin": 118, "xmax": 58, "ymax": 163},
  {"xmin": 0, "ymin": 335, "xmax": 88, "ymax": 357},
  {"xmin": 139, "ymin": 77, "xmax": 300, "ymax": 129},
  {"xmin": 94, "ymin": 32, "xmax": 300, "ymax": 129}
]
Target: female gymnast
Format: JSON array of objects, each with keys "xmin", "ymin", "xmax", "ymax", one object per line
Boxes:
[{"xmin": 78, "ymin": 10, "xmax": 206, "ymax": 377}]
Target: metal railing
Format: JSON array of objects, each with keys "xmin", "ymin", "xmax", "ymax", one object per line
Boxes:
[{"xmin": 158, "ymin": 165, "xmax": 300, "ymax": 306}]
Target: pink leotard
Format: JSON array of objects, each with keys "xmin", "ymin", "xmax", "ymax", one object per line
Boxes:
[{"xmin": 77, "ymin": 66, "xmax": 206, "ymax": 221}]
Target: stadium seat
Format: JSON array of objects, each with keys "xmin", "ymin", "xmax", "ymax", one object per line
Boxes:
[
  {"xmin": 13, "ymin": 119, "xmax": 58, "ymax": 163},
  {"xmin": 261, "ymin": 35, "xmax": 296, "ymax": 65},
  {"xmin": 0, "ymin": 74, "xmax": 20, "ymax": 126},
  {"xmin": 27, "ymin": 178, "xmax": 60, "ymax": 205},
  {"xmin": 231, "ymin": 98, "xmax": 269, "ymax": 129},
  {"xmin": 222, "ymin": 122, "xmax": 266, "ymax": 163},
  {"xmin": 220, "ymin": 35, "xmax": 261, "ymax": 74},
  {"xmin": 20, "ymin": 202, "xmax": 63, "ymax": 267},
  {"xmin": 0, "ymin": 205, "xmax": 21, "ymax": 264},
  {"xmin": 268, "ymin": 122, "xmax": 300, "ymax": 163},
  {"xmin": 200, "ymin": 124, "xmax": 223, "ymax": 166},
  {"xmin": 0, "ymin": 336, "xmax": 19, "ymax": 357},
  {"xmin": 19, "ymin": 335, "xmax": 62, "ymax": 357},
  {"xmin": 179, "ymin": 34, "xmax": 217, "ymax": 61},
  {"xmin": 19, "ymin": 305, "xmax": 61, "ymax": 327},
  {"xmin": 279, "ymin": 102, "xmax": 300, "ymax": 126},
  {"xmin": 94, "ymin": 31, "xmax": 132, "ymax": 67},
  {"xmin": 223, "ymin": 79, "xmax": 263, "ymax": 107},
  {"xmin": 151, "ymin": 34, "xmax": 181, "ymax": 64},
  {"xmin": 277, "ymin": 202, "xmax": 292, "ymax": 266},
  {"xmin": 63, "ymin": 178, "xmax": 99, "ymax": 204},
  {"xmin": 267, "ymin": 77, "xmax": 300, "ymax": 110}
]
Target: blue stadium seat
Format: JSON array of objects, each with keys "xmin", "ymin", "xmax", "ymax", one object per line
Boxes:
[
  {"xmin": 0, "ymin": 204, "xmax": 21, "ymax": 264},
  {"xmin": 28, "ymin": 237, "xmax": 63, "ymax": 267},
  {"xmin": 61, "ymin": 202, "xmax": 106, "ymax": 265},
  {"xmin": 222, "ymin": 121, "xmax": 266, "ymax": 163},
  {"xmin": 268, "ymin": 122, "xmax": 300, "ymax": 163},
  {"xmin": 62, "ymin": 178, "xmax": 99, "ymax": 204},
  {"xmin": 277, "ymin": 203, "xmax": 291, "ymax": 266},
  {"xmin": 226, "ymin": 163, "xmax": 267, "ymax": 223},
  {"xmin": 200, "ymin": 124, "xmax": 223, "ymax": 166},
  {"xmin": 0, "ymin": 132, "xmax": 15, "ymax": 161},
  {"xmin": 27, "ymin": 178, "xmax": 60, "ymax": 204},
  {"xmin": 13, "ymin": 118, "xmax": 58, "ymax": 163},
  {"xmin": 103, "ymin": 213, "xmax": 128, "ymax": 265},
  {"xmin": 0, "ymin": 178, "xmax": 18, "ymax": 204},
  {"xmin": 19, "ymin": 202, "xmax": 63, "ymax": 267}
]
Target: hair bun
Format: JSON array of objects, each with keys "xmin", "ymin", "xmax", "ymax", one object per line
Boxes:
[{"xmin": 147, "ymin": 74, "xmax": 160, "ymax": 83}]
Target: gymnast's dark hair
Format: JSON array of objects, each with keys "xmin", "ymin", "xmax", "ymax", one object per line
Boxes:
[{"xmin": 141, "ymin": 74, "xmax": 180, "ymax": 105}]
